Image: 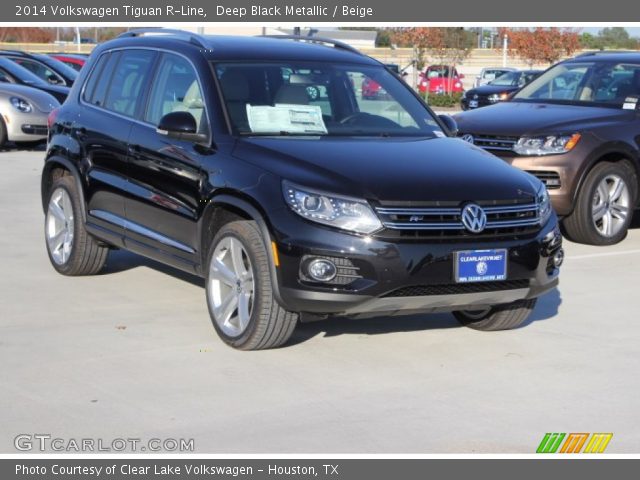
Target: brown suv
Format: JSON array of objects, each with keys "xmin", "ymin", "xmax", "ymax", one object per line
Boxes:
[{"xmin": 455, "ymin": 52, "xmax": 640, "ymax": 245}]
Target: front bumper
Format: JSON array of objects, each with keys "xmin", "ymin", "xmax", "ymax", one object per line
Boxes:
[
  {"xmin": 2, "ymin": 110, "xmax": 49, "ymax": 142},
  {"xmin": 269, "ymin": 208, "xmax": 562, "ymax": 317}
]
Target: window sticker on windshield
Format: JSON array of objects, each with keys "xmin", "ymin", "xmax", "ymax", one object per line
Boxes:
[
  {"xmin": 433, "ymin": 130, "xmax": 445, "ymax": 137},
  {"xmin": 246, "ymin": 104, "xmax": 328, "ymax": 134},
  {"xmin": 623, "ymin": 96, "xmax": 638, "ymax": 110}
]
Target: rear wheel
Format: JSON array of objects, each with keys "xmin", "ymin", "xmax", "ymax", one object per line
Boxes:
[
  {"xmin": 206, "ymin": 220, "xmax": 298, "ymax": 350},
  {"xmin": 453, "ymin": 298, "xmax": 537, "ymax": 331},
  {"xmin": 44, "ymin": 175, "xmax": 109, "ymax": 275},
  {"xmin": 563, "ymin": 161, "xmax": 637, "ymax": 245}
]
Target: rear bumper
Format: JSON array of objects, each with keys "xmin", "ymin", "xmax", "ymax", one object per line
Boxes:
[{"xmin": 270, "ymin": 208, "xmax": 562, "ymax": 317}]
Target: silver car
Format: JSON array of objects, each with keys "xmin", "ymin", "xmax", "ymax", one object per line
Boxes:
[{"xmin": 0, "ymin": 83, "xmax": 59, "ymax": 148}]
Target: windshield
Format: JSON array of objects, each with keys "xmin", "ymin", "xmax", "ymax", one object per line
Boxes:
[
  {"xmin": 215, "ymin": 62, "xmax": 444, "ymax": 137},
  {"xmin": 36, "ymin": 54, "xmax": 79, "ymax": 81},
  {"xmin": 514, "ymin": 61, "xmax": 640, "ymax": 107},
  {"xmin": 489, "ymin": 71, "xmax": 521, "ymax": 86},
  {"xmin": 425, "ymin": 66, "xmax": 455, "ymax": 79},
  {"xmin": 0, "ymin": 58, "xmax": 48, "ymax": 86}
]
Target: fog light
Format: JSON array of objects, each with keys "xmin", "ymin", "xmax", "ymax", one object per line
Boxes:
[
  {"xmin": 307, "ymin": 258, "xmax": 337, "ymax": 282},
  {"xmin": 553, "ymin": 249, "xmax": 565, "ymax": 267}
]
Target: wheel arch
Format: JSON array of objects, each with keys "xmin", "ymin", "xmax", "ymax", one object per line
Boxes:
[
  {"xmin": 571, "ymin": 144, "xmax": 640, "ymax": 210},
  {"xmin": 199, "ymin": 192, "xmax": 286, "ymax": 307},
  {"xmin": 41, "ymin": 156, "xmax": 87, "ymax": 222}
]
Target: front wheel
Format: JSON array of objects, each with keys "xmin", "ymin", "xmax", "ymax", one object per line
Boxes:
[
  {"xmin": 562, "ymin": 161, "xmax": 637, "ymax": 245},
  {"xmin": 205, "ymin": 220, "xmax": 298, "ymax": 350},
  {"xmin": 453, "ymin": 298, "xmax": 537, "ymax": 331}
]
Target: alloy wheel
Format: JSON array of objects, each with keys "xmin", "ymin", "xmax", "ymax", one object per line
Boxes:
[
  {"xmin": 45, "ymin": 187, "xmax": 74, "ymax": 265},
  {"xmin": 208, "ymin": 236, "xmax": 255, "ymax": 337},
  {"xmin": 592, "ymin": 174, "xmax": 630, "ymax": 238}
]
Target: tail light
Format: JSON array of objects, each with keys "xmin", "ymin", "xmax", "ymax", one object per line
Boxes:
[{"xmin": 47, "ymin": 107, "xmax": 60, "ymax": 131}]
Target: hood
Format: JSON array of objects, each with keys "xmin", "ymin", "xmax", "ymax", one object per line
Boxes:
[
  {"xmin": 466, "ymin": 84, "xmax": 519, "ymax": 97},
  {"xmin": 0, "ymin": 83, "xmax": 60, "ymax": 112},
  {"xmin": 35, "ymin": 84, "xmax": 69, "ymax": 104},
  {"xmin": 233, "ymin": 136, "xmax": 539, "ymax": 204},
  {"xmin": 454, "ymin": 101, "xmax": 635, "ymax": 136}
]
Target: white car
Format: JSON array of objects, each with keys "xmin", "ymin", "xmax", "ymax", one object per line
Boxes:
[
  {"xmin": 0, "ymin": 83, "xmax": 59, "ymax": 148},
  {"xmin": 474, "ymin": 67, "xmax": 517, "ymax": 88}
]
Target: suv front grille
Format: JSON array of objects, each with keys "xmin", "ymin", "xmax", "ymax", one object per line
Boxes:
[
  {"xmin": 526, "ymin": 170, "xmax": 561, "ymax": 189},
  {"xmin": 465, "ymin": 134, "xmax": 519, "ymax": 151},
  {"xmin": 382, "ymin": 280, "xmax": 529, "ymax": 297},
  {"xmin": 374, "ymin": 202, "xmax": 541, "ymax": 240}
]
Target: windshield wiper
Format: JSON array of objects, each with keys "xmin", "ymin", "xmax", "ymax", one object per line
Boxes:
[{"xmin": 239, "ymin": 131, "xmax": 326, "ymax": 137}]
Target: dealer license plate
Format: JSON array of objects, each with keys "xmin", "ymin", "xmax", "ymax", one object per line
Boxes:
[{"xmin": 455, "ymin": 249, "xmax": 507, "ymax": 283}]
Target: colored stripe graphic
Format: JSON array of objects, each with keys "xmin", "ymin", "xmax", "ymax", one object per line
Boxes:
[
  {"xmin": 537, "ymin": 433, "xmax": 566, "ymax": 453},
  {"xmin": 583, "ymin": 433, "xmax": 613, "ymax": 453},
  {"xmin": 560, "ymin": 433, "xmax": 589, "ymax": 453}
]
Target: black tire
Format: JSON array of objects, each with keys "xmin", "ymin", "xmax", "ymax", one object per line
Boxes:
[
  {"xmin": 205, "ymin": 220, "xmax": 298, "ymax": 350},
  {"xmin": 562, "ymin": 161, "xmax": 637, "ymax": 246},
  {"xmin": 453, "ymin": 298, "xmax": 537, "ymax": 331},
  {"xmin": 44, "ymin": 174, "xmax": 109, "ymax": 276},
  {"xmin": 0, "ymin": 117, "xmax": 7, "ymax": 148}
]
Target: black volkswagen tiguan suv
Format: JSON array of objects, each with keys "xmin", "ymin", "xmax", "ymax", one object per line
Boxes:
[{"xmin": 42, "ymin": 30, "xmax": 563, "ymax": 350}]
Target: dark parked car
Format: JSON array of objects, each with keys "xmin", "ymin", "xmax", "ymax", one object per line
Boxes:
[
  {"xmin": 0, "ymin": 50, "xmax": 78, "ymax": 86},
  {"xmin": 461, "ymin": 70, "xmax": 542, "ymax": 110},
  {"xmin": 0, "ymin": 57, "xmax": 69, "ymax": 103},
  {"xmin": 455, "ymin": 52, "xmax": 640, "ymax": 245},
  {"xmin": 42, "ymin": 30, "xmax": 562, "ymax": 350}
]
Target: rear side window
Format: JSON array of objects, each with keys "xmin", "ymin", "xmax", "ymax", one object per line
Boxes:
[
  {"xmin": 83, "ymin": 52, "xmax": 120, "ymax": 107},
  {"xmin": 103, "ymin": 50, "xmax": 156, "ymax": 117}
]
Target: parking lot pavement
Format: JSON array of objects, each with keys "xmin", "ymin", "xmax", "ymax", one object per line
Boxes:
[{"xmin": 1, "ymin": 149, "xmax": 639, "ymax": 454}]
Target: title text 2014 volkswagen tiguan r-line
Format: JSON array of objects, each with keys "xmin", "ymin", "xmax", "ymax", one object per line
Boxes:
[
  {"xmin": 41, "ymin": 30, "xmax": 563, "ymax": 350},
  {"xmin": 455, "ymin": 52, "xmax": 640, "ymax": 246}
]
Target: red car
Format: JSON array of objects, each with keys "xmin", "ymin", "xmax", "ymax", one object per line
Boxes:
[
  {"xmin": 361, "ymin": 77, "xmax": 387, "ymax": 99},
  {"xmin": 419, "ymin": 65, "xmax": 464, "ymax": 95},
  {"xmin": 49, "ymin": 54, "xmax": 86, "ymax": 72}
]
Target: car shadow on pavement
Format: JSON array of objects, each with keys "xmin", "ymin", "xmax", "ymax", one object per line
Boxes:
[
  {"xmin": 101, "ymin": 249, "xmax": 205, "ymax": 288},
  {"xmin": 100, "ymin": 249, "xmax": 561, "ymax": 345},
  {"xmin": 289, "ymin": 287, "xmax": 562, "ymax": 346}
]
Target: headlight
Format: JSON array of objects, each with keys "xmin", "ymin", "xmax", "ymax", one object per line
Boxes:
[
  {"xmin": 537, "ymin": 184, "xmax": 552, "ymax": 225},
  {"xmin": 10, "ymin": 97, "xmax": 32, "ymax": 113},
  {"xmin": 488, "ymin": 92, "xmax": 510, "ymax": 103},
  {"xmin": 514, "ymin": 133, "xmax": 581, "ymax": 156},
  {"xmin": 283, "ymin": 181, "xmax": 382, "ymax": 234}
]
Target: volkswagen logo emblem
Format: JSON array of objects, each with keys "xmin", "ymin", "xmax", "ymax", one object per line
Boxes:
[
  {"xmin": 461, "ymin": 134, "xmax": 475, "ymax": 144},
  {"xmin": 461, "ymin": 203, "xmax": 487, "ymax": 233}
]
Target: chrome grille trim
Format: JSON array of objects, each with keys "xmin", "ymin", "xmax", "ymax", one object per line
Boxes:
[{"xmin": 375, "ymin": 203, "xmax": 540, "ymax": 231}]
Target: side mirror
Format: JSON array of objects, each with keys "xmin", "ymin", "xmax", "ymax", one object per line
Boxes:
[
  {"xmin": 157, "ymin": 111, "xmax": 205, "ymax": 142},
  {"xmin": 438, "ymin": 114, "xmax": 458, "ymax": 137}
]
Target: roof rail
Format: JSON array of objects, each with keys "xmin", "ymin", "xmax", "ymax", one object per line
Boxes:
[
  {"xmin": 259, "ymin": 35, "xmax": 363, "ymax": 55},
  {"xmin": 576, "ymin": 50, "xmax": 636, "ymax": 57},
  {"xmin": 118, "ymin": 28, "xmax": 208, "ymax": 49}
]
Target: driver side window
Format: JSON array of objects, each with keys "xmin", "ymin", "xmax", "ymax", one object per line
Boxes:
[{"xmin": 145, "ymin": 54, "xmax": 209, "ymax": 136}]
